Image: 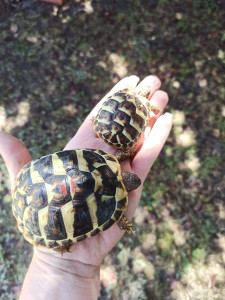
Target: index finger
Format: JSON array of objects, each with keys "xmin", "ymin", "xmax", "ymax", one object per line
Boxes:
[
  {"xmin": 0, "ymin": 132, "xmax": 31, "ymax": 186},
  {"xmin": 132, "ymin": 112, "xmax": 173, "ymax": 181}
]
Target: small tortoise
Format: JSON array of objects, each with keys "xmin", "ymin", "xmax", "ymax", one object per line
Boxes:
[
  {"xmin": 93, "ymin": 86, "xmax": 160, "ymax": 160},
  {"xmin": 12, "ymin": 149, "xmax": 141, "ymax": 252}
]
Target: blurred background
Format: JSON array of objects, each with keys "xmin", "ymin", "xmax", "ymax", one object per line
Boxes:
[{"xmin": 0, "ymin": 0, "xmax": 224, "ymax": 299}]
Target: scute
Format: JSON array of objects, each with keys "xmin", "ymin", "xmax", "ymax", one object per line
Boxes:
[
  {"xmin": 33, "ymin": 154, "xmax": 54, "ymax": 180},
  {"xmin": 12, "ymin": 149, "xmax": 128, "ymax": 251},
  {"xmin": 93, "ymin": 89, "xmax": 150, "ymax": 150}
]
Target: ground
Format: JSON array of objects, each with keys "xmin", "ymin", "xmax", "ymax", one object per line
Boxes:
[{"xmin": 0, "ymin": 0, "xmax": 225, "ymax": 299}]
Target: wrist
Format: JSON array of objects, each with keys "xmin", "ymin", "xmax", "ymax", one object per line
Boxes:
[
  {"xmin": 20, "ymin": 247, "xmax": 101, "ymax": 300},
  {"xmin": 34, "ymin": 247, "xmax": 100, "ymax": 278}
]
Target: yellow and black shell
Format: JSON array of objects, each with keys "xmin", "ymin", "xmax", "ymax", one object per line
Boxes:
[
  {"xmin": 93, "ymin": 88, "xmax": 152, "ymax": 150},
  {"xmin": 12, "ymin": 149, "xmax": 129, "ymax": 251}
]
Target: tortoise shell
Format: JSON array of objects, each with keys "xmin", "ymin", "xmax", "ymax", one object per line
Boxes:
[
  {"xmin": 12, "ymin": 149, "xmax": 133, "ymax": 252},
  {"xmin": 93, "ymin": 88, "xmax": 153, "ymax": 150}
]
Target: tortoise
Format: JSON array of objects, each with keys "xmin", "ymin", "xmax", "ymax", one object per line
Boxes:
[
  {"xmin": 93, "ymin": 86, "xmax": 160, "ymax": 160},
  {"xmin": 12, "ymin": 149, "xmax": 141, "ymax": 253}
]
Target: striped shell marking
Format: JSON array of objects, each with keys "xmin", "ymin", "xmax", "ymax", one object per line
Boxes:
[
  {"xmin": 12, "ymin": 149, "xmax": 128, "ymax": 250},
  {"xmin": 93, "ymin": 89, "xmax": 150, "ymax": 149}
]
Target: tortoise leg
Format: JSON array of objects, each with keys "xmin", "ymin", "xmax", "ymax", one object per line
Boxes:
[
  {"xmin": 145, "ymin": 102, "xmax": 161, "ymax": 115},
  {"xmin": 53, "ymin": 244, "xmax": 72, "ymax": 254},
  {"xmin": 150, "ymin": 105, "xmax": 161, "ymax": 115},
  {"xmin": 115, "ymin": 149, "xmax": 133, "ymax": 161},
  {"xmin": 134, "ymin": 85, "xmax": 151, "ymax": 98},
  {"xmin": 118, "ymin": 215, "xmax": 136, "ymax": 234}
]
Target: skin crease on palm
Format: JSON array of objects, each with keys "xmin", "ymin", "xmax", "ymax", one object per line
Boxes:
[{"xmin": 0, "ymin": 75, "xmax": 172, "ymax": 298}]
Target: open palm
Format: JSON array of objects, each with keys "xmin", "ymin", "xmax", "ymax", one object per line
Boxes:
[{"xmin": 0, "ymin": 75, "xmax": 172, "ymax": 275}]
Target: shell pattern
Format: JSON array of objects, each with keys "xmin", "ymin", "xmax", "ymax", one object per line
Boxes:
[
  {"xmin": 93, "ymin": 89, "xmax": 150, "ymax": 150},
  {"xmin": 12, "ymin": 149, "xmax": 128, "ymax": 250}
]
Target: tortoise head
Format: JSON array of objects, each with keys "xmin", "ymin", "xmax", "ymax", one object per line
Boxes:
[{"xmin": 121, "ymin": 172, "xmax": 141, "ymax": 192}]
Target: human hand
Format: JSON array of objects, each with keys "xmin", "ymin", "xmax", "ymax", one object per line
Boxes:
[{"xmin": 0, "ymin": 75, "xmax": 172, "ymax": 299}]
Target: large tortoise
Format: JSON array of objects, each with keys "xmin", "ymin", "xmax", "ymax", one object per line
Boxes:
[
  {"xmin": 12, "ymin": 149, "xmax": 141, "ymax": 252},
  {"xmin": 93, "ymin": 86, "xmax": 160, "ymax": 160}
]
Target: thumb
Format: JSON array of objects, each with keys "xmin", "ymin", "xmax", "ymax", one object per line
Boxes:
[{"xmin": 0, "ymin": 132, "xmax": 32, "ymax": 187}]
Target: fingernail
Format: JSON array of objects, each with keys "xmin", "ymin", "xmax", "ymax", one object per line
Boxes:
[
  {"xmin": 164, "ymin": 112, "xmax": 173, "ymax": 121},
  {"xmin": 129, "ymin": 75, "xmax": 139, "ymax": 81}
]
